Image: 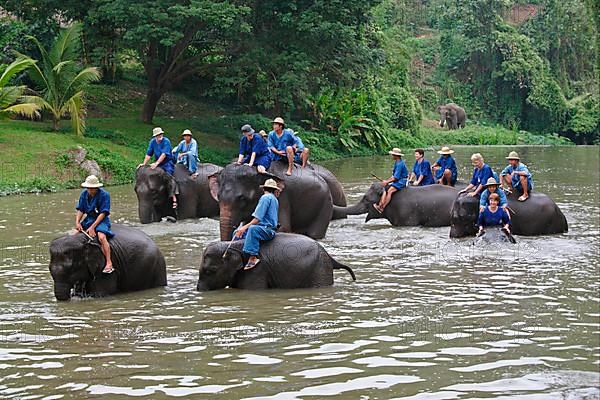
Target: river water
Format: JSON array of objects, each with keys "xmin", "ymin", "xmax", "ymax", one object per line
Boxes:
[{"xmin": 0, "ymin": 146, "xmax": 598, "ymax": 399}]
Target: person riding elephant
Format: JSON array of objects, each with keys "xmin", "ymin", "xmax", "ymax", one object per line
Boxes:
[
  {"xmin": 477, "ymin": 192, "xmax": 511, "ymax": 235},
  {"xmin": 373, "ymin": 148, "xmax": 408, "ymax": 214},
  {"xmin": 437, "ymin": 103, "xmax": 466, "ymax": 129},
  {"xmin": 501, "ymin": 151, "xmax": 534, "ymax": 202},
  {"xmin": 267, "ymin": 117, "xmax": 296, "ymax": 176},
  {"xmin": 459, "ymin": 153, "xmax": 495, "ymax": 198},
  {"xmin": 208, "ymin": 162, "xmax": 333, "ymax": 241},
  {"xmin": 409, "ymin": 148, "xmax": 435, "ymax": 186},
  {"xmin": 138, "ymin": 127, "xmax": 177, "ymax": 209},
  {"xmin": 237, "ymin": 124, "xmax": 271, "ymax": 173},
  {"xmin": 135, "ymin": 163, "xmax": 222, "ymax": 223},
  {"xmin": 196, "ymin": 233, "xmax": 355, "ymax": 291},
  {"xmin": 432, "ymin": 146, "xmax": 458, "ymax": 186},
  {"xmin": 172, "ymin": 129, "xmax": 199, "ymax": 176},
  {"xmin": 450, "ymin": 190, "xmax": 568, "ymax": 238},
  {"xmin": 479, "ymin": 177, "xmax": 508, "ymax": 214},
  {"xmin": 333, "ymin": 182, "xmax": 467, "ymax": 227},
  {"xmin": 49, "ymin": 224, "xmax": 167, "ymax": 301}
]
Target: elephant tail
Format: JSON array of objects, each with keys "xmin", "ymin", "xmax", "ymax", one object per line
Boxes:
[{"xmin": 332, "ymin": 258, "xmax": 356, "ymax": 281}]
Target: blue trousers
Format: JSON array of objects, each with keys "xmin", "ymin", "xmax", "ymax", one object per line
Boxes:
[
  {"xmin": 177, "ymin": 155, "xmax": 198, "ymax": 174},
  {"xmin": 233, "ymin": 225, "xmax": 276, "ymax": 256},
  {"xmin": 242, "ymin": 154, "xmax": 271, "ymax": 170},
  {"xmin": 512, "ymin": 175, "xmax": 533, "ymax": 192}
]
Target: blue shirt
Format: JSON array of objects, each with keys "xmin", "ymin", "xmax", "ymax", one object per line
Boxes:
[
  {"xmin": 391, "ymin": 159, "xmax": 409, "ymax": 188},
  {"xmin": 239, "ymin": 135, "xmax": 270, "ymax": 158},
  {"xmin": 252, "ymin": 193, "xmax": 279, "ymax": 229},
  {"xmin": 412, "ymin": 159, "xmax": 435, "ymax": 186},
  {"xmin": 470, "ymin": 163, "xmax": 494, "ymax": 187},
  {"xmin": 76, "ymin": 188, "xmax": 111, "ymax": 222},
  {"xmin": 293, "ymin": 135, "xmax": 305, "ymax": 152},
  {"xmin": 479, "ymin": 188, "xmax": 508, "ymax": 208},
  {"xmin": 173, "ymin": 138, "xmax": 198, "ymax": 160},
  {"xmin": 501, "ymin": 162, "xmax": 534, "ymax": 189},
  {"xmin": 146, "ymin": 137, "xmax": 174, "ymax": 175},
  {"xmin": 478, "ymin": 206, "xmax": 511, "ymax": 227},
  {"xmin": 267, "ymin": 129, "xmax": 295, "ymax": 159},
  {"xmin": 434, "ymin": 155, "xmax": 457, "ymax": 180}
]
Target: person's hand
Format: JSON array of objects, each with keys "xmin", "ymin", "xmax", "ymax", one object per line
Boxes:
[
  {"xmin": 150, "ymin": 162, "xmax": 158, "ymax": 169},
  {"xmin": 236, "ymin": 160, "xmax": 242, "ymax": 165},
  {"xmin": 479, "ymin": 206, "xmax": 485, "ymax": 213},
  {"xmin": 137, "ymin": 163, "xmax": 145, "ymax": 169},
  {"xmin": 76, "ymin": 222, "xmax": 83, "ymax": 232},
  {"xmin": 458, "ymin": 189, "xmax": 466, "ymax": 194},
  {"xmin": 178, "ymin": 153, "xmax": 183, "ymax": 160},
  {"xmin": 467, "ymin": 191, "xmax": 477, "ymax": 197},
  {"xmin": 503, "ymin": 224, "xmax": 510, "ymax": 232},
  {"xmin": 234, "ymin": 225, "xmax": 247, "ymax": 238},
  {"xmin": 380, "ymin": 181, "xmax": 387, "ymax": 187},
  {"xmin": 86, "ymin": 226, "xmax": 96, "ymax": 238}
]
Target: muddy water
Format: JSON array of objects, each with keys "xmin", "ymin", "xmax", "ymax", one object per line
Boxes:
[{"xmin": 0, "ymin": 146, "xmax": 598, "ymax": 399}]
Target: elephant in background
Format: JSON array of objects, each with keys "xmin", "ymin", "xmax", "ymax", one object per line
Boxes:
[
  {"xmin": 333, "ymin": 182, "xmax": 467, "ymax": 227},
  {"xmin": 209, "ymin": 162, "xmax": 333, "ymax": 241},
  {"xmin": 196, "ymin": 233, "xmax": 355, "ymax": 291},
  {"xmin": 49, "ymin": 224, "xmax": 167, "ymax": 301},
  {"xmin": 438, "ymin": 103, "xmax": 466, "ymax": 129},
  {"xmin": 135, "ymin": 163, "xmax": 221, "ymax": 223},
  {"xmin": 450, "ymin": 191, "xmax": 568, "ymax": 238}
]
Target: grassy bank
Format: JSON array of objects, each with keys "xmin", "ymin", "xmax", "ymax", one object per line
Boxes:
[{"xmin": 0, "ymin": 82, "xmax": 572, "ymax": 196}]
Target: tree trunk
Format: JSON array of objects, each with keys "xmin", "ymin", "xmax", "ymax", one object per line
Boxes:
[
  {"xmin": 140, "ymin": 89, "xmax": 163, "ymax": 124},
  {"xmin": 53, "ymin": 117, "xmax": 59, "ymax": 131}
]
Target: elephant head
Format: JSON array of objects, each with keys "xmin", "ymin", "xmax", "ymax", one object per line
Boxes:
[
  {"xmin": 48, "ymin": 233, "xmax": 113, "ymax": 301},
  {"xmin": 134, "ymin": 166, "xmax": 177, "ymax": 223},
  {"xmin": 196, "ymin": 242, "xmax": 245, "ymax": 291},
  {"xmin": 449, "ymin": 194, "xmax": 479, "ymax": 238},
  {"xmin": 208, "ymin": 164, "xmax": 284, "ymax": 241},
  {"xmin": 437, "ymin": 105, "xmax": 454, "ymax": 128},
  {"xmin": 332, "ymin": 183, "xmax": 385, "ymax": 221}
]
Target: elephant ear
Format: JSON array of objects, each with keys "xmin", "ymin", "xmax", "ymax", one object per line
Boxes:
[
  {"xmin": 436, "ymin": 105, "xmax": 442, "ymax": 112},
  {"xmin": 208, "ymin": 172, "xmax": 220, "ymax": 202}
]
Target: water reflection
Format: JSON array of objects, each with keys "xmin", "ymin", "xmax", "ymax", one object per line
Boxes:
[{"xmin": 0, "ymin": 146, "xmax": 598, "ymax": 398}]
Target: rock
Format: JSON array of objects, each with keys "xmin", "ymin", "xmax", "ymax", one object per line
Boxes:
[
  {"xmin": 80, "ymin": 160, "xmax": 101, "ymax": 177},
  {"xmin": 67, "ymin": 146, "xmax": 87, "ymax": 165}
]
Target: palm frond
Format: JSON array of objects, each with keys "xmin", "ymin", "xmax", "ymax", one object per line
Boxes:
[
  {"xmin": 3, "ymin": 103, "xmax": 40, "ymax": 119},
  {"xmin": 0, "ymin": 57, "xmax": 36, "ymax": 88},
  {"xmin": 63, "ymin": 91, "xmax": 86, "ymax": 137},
  {"xmin": 50, "ymin": 23, "xmax": 82, "ymax": 64},
  {"xmin": 63, "ymin": 67, "xmax": 102, "ymax": 98},
  {"xmin": 0, "ymin": 85, "xmax": 25, "ymax": 108},
  {"xmin": 20, "ymin": 95, "xmax": 53, "ymax": 111}
]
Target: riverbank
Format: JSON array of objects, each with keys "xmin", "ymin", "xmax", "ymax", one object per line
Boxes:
[{"xmin": 0, "ymin": 82, "xmax": 572, "ymax": 196}]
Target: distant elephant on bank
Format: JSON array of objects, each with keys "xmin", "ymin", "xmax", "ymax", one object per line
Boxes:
[
  {"xmin": 209, "ymin": 161, "xmax": 333, "ymax": 241},
  {"xmin": 438, "ymin": 103, "xmax": 466, "ymax": 129},
  {"xmin": 135, "ymin": 163, "xmax": 222, "ymax": 223},
  {"xmin": 196, "ymin": 233, "xmax": 356, "ymax": 291},
  {"xmin": 333, "ymin": 182, "xmax": 467, "ymax": 227},
  {"xmin": 49, "ymin": 224, "xmax": 167, "ymax": 301},
  {"xmin": 450, "ymin": 191, "xmax": 568, "ymax": 238}
]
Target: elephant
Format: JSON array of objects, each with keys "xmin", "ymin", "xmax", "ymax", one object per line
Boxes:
[
  {"xmin": 437, "ymin": 103, "xmax": 466, "ymax": 129},
  {"xmin": 49, "ymin": 224, "xmax": 167, "ymax": 301},
  {"xmin": 310, "ymin": 163, "xmax": 347, "ymax": 210},
  {"xmin": 333, "ymin": 182, "xmax": 467, "ymax": 227},
  {"xmin": 209, "ymin": 161, "xmax": 333, "ymax": 241},
  {"xmin": 135, "ymin": 163, "xmax": 222, "ymax": 223},
  {"xmin": 196, "ymin": 233, "xmax": 355, "ymax": 290},
  {"xmin": 450, "ymin": 191, "xmax": 568, "ymax": 238}
]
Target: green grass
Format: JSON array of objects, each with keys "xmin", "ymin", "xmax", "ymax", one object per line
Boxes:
[{"xmin": 0, "ymin": 82, "xmax": 573, "ymax": 196}]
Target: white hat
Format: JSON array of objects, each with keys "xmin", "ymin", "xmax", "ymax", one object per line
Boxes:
[
  {"xmin": 483, "ymin": 177, "xmax": 499, "ymax": 187},
  {"xmin": 260, "ymin": 178, "xmax": 279, "ymax": 190},
  {"xmin": 81, "ymin": 175, "xmax": 103, "ymax": 188},
  {"xmin": 506, "ymin": 151, "xmax": 520, "ymax": 160},
  {"xmin": 152, "ymin": 127, "xmax": 164, "ymax": 137},
  {"xmin": 272, "ymin": 117, "xmax": 285, "ymax": 126},
  {"xmin": 437, "ymin": 146, "xmax": 455, "ymax": 155},
  {"xmin": 388, "ymin": 147, "xmax": 404, "ymax": 156},
  {"xmin": 181, "ymin": 129, "xmax": 192, "ymax": 137}
]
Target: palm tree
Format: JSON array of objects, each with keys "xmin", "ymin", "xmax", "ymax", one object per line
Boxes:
[
  {"xmin": 0, "ymin": 56, "xmax": 40, "ymax": 118},
  {"xmin": 22, "ymin": 23, "xmax": 101, "ymax": 136}
]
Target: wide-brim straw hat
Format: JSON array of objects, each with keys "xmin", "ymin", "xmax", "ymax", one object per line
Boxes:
[
  {"xmin": 181, "ymin": 129, "xmax": 193, "ymax": 137},
  {"xmin": 81, "ymin": 175, "xmax": 103, "ymax": 188},
  {"xmin": 388, "ymin": 148, "xmax": 404, "ymax": 156},
  {"xmin": 152, "ymin": 127, "xmax": 164, "ymax": 137},
  {"xmin": 506, "ymin": 151, "xmax": 520, "ymax": 160},
  {"xmin": 260, "ymin": 178, "xmax": 280, "ymax": 190},
  {"xmin": 483, "ymin": 177, "xmax": 499, "ymax": 187},
  {"xmin": 437, "ymin": 146, "xmax": 455, "ymax": 154},
  {"xmin": 272, "ymin": 117, "xmax": 285, "ymax": 126}
]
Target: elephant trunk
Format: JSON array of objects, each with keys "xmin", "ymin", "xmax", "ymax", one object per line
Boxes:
[
  {"xmin": 219, "ymin": 204, "xmax": 238, "ymax": 241},
  {"xmin": 138, "ymin": 199, "xmax": 158, "ymax": 224},
  {"xmin": 332, "ymin": 201, "xmax": 368, "ymax": 217},
  {"xmin": 53, "ymin": 281, "xmax": 72, "ymax": 301}
]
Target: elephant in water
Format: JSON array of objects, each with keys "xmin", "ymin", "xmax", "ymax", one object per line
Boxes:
[
  {"xmin": 135, "ymin": 163, "xmax": 222, "ymax": 223},
  {"xmin": 310, "ymin": 163, "xmax": 347, "ymax": 214},
  {"xmin": 196, "ymin": 233, "xmax": 355, "ymax": 290},
  {"xmin": 209, "ymin": 162, "xmax": 333, "ymax": 241},
  {"xmin": 474, "ymin": 227, "xmax": 517, "ymax": 245},
  {"xmin": 437, "ymin": 103, "xmax": 466, "ymax": 129},
  {"xmin": 333, "ymin": 182, "xmax": 467, "ymax": 227},
  {"xmin": 450, "ymin": 192, "xmax": 568, "ymax": 238},
  {"xmin": 49, "ymin": 224, "xmax": 167, "ymax": 301}
]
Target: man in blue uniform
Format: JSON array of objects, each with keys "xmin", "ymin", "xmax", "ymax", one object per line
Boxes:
[
  {"xmin": 267, "ymin": 117, "xmax": 296, "ymax": 176},
  {"xmin": 459, "ymin": 153, "xmax": 494, "ymax": 197},
  {"xmin": 75, "ymin": 175, "xmax": 114, "ymax": 274},
  {"xmin": 138, "ymin": 127, "xmax": 177, "ymax": 208},
  {"xmin": 374, "ymin": 148, "xmax": 408, "ymax": 213},
  {"xmin": 432, "ymin": 146, "xmax": 457, "ymax": 186},
  {"xmin": 172, "ymin": 129, "xmax": 199, "ymax": 176},
  {"xmin": 410, "ymin": 148, "xmax": 435, "ymax": 186},
  {"xmin": 501, "ymin": 151, "xmax": 534, "ymax": 201},
  {"xmin": 233, "ymin": 178, "xmax": 281, "ymax": 270},
  {"xmin": 237, "ymin": 124, "xmax": 272, "ymax": 173}
]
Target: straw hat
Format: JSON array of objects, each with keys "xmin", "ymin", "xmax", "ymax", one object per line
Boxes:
[
  {"xmin": 272, "ymin": 117, "xmax": 285, "ymax": 126},
  {"xmin": 181, "ymin": 129, "xmax": 193, "ymax": 137},
  {"xmin": 241, "ymin": 124, "xmax": 254, "ymax": 135},
  {"xmin": 260, "ymin": 178, "xmax": 279, "ymax": 190},
  {"xmin": 81, "ymin": 175, "xmax": 103, "ymax": 188},
  {"xmin": 152, "ymin": 127, "xmax": 164, "ymax": 137},
  {"xmin": 437, "ymin": 146, "xmax": 455, "ymax": 155},
  {"xmin": 506, "ymin": 151, "xmax": 520, "ymax": 160},
  {"xmin": 258, "ymin": 130, "xmax": 267, "ymax": 138},
  {"xmin": 483, "ymin": 177, "xmax": 499, "ymax": 187},
  {"xmin": 388, "ymin": 148, "xmax": 404, "ymax": 156}
]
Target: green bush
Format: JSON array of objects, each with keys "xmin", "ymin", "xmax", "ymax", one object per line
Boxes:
[{"xmin": 85, "ymin": 147, "xmax": 136, "ymax": 185}]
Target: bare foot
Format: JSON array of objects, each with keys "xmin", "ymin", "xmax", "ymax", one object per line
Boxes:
[
  {"xmin": 285, "ymin": 170, "xmax": 292, "ymax": 176},
  {"xmin": 102, "ymin": 264, "xmax": 114, "ymax": 274}
]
